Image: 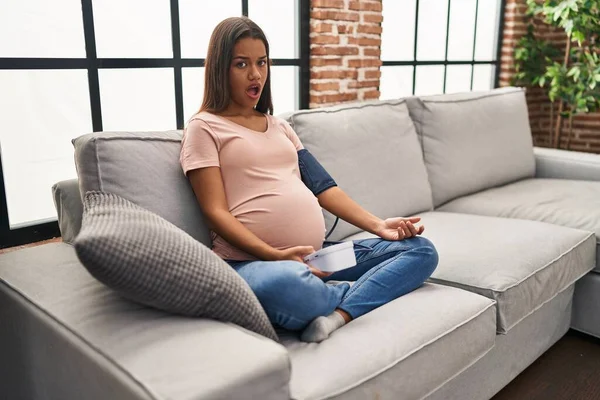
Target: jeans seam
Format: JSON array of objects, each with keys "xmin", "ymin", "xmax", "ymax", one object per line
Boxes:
[
  {"xmin": 341, "ymin": 252, "xmax": 403, "ymax": 302},
  {"xmin": 354, "ymin": 246, "xmax": 406, "ymax": 268}
]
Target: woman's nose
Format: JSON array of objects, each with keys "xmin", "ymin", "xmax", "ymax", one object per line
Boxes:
[{"xmin": 248, "ymin": 65, "xmax": 261, "ymax": 80}]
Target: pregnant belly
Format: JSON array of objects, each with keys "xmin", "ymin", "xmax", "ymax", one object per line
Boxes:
[{"xmin": 234, "ymin": 183, "xmax": 326, "ymax": 252}]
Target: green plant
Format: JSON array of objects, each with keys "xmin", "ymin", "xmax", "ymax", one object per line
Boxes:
[
  {"xmin": 514, "ymin": 0, "xmax": 600, "ymax": 149},
  {"xmin": 513, "ymin": 24, "xmax": 561, "ymax": 87}
]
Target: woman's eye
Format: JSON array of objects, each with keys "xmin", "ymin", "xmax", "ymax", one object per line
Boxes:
[
  {"xmin": 236, "ymin": 62, "xmax": 247, "ymax": 68},
  {"xmin": 258, "ymin": 60, "xmax": 267, "ymax": 66}
]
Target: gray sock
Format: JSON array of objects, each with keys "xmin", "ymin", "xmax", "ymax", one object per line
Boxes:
[{"xmin": 301, "ymin": 311, "xmax": 346, "ymax": 343}]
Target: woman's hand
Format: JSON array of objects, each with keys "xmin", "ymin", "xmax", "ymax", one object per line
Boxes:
[
  {"xmin": 272, "ymin": 246, "xmax": 333, "ymax": 278},
  {"xmin": 273, "ymin": 246, "xmax": 315, "ymax": 262},
  {"xmin": 375, "ymin": 217, "xmax": 425, "ymax": 241},
  {"xmin": 307, "ymin": 265, "xmax": 333, "ymax": 279}
]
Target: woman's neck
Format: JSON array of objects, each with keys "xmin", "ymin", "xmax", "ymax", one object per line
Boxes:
[{"xmin": 221, "ymin": 104, "xmax": 258, "ymax": 118}]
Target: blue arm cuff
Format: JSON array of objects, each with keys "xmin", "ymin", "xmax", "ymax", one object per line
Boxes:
[{"xmin": 298, "ymin": 149, "xmax": 337, "ymax": 196}]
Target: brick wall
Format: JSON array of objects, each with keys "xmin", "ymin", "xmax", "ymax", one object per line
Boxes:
[
  {"xmin": 309, "ymin": 0, "xmax": 382, "ymax": 108},
  {"xmin": 499, "ymin": 0, "xmax": 600, "ymax": 153}
]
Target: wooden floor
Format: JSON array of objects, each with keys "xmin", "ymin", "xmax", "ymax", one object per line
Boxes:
[
  {"xmin": 492, "ymin": 330, "xmax": 600, "ymax": 400},
  {"xmin": 0, "ymin": 237, "xmax": 61, "ymax": 254}
]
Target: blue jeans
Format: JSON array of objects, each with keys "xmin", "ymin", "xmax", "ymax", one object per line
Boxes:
[{"xmin": 227, "ymin": 237, "xmax": 438, "ymax": 331}]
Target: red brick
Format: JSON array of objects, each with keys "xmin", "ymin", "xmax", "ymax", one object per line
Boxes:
[
  {"xmin": 363, "ymin": 89, "xmax": 380, "ymax": 100},
  {"xmin": 311, "ymin": 70, "xmax": 358, "ymax": 80},
  {"xmin": 337, "ymin": 24, "xmax": 355, "ymax": 34},
  {"xmin": 312, "ymin": 23, "xmax": 334, "ymax": 33},
  {"xmin": 311, "ymin": 81, "xmax": 341, "ymax": 91},
  {"xmin": 348, "ymin": 37, "xmax": 382, "ymax": 46},
  {"xmin": 349, "ymin": 1, "xmax": 382, "ymax": 12},
  {"xmin": 311, "ymin": 10, "xmax": 360, "ymax": 22},
  {"xmin": 365, "ymin": 70, "xmax": 382, "ymax": 79},
  {"xmin": 312, "ymin": 0, "xmax": 344, "ymax": 9},
  {"xmin": 348, "ymin": 79, "xmax": 380, "ymax": 89},
  {"xmin": 363, "ymin": 47, "xmax": 381, "ymax": 57},
  {"xmin": 573, "ymin": 119, "xmax": 600, "ymax": 128},
  {"xmin": 357, "ymin": 24, "xmax": 383, "ymax": 34},
  {"xmin": 310, "ymin": 57, "xmax": 343, "ymax": 67},
  {"xmin": 347, "ymin": 58, "xmax": 382, "ymax": 68},
  {"xmin": 312, "ymin": 35, "xmax": 340, "ymax": 45},
  {"xmin": 311, "ymin": 93, "xmax": 359, "ymax": 104},
  {"xmin": 363, "ymin": 13, "xmax": 383, "ymax": 23},
  {"xmin": 311, "ymin": 45, "xmax": 359, "ymax": 56}
]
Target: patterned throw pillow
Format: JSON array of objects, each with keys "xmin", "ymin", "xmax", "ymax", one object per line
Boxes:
[{"xmin": 74, "ymin": 191, "xmax": 277, "ymax": 341}]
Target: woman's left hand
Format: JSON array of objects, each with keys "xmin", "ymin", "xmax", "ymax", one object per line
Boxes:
[{"xmin": 375, "ymin": 217, "xmax": 425, "ymax": 241}]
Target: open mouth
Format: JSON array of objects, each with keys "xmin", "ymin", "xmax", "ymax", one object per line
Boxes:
[{"xmin": 246, "ymin": 84, "xmax": 261, "ymax": 99}]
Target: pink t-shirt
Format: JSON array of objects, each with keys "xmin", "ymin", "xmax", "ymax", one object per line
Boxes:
[{"xmin": 180, "ymin": 112, "xmax": 326, "ymax": 261}]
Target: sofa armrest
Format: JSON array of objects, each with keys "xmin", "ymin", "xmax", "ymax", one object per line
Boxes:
[
  {"xmin": 0, "ymin": 243, "xmax": 290, "ymax": 400},
  {"xmin": 52, "ymin": 179, "xmax": 84, "ymax": 243},
  {"xmin": 534, "ymin": 147, "xmax": 600, "ymax": 182}
]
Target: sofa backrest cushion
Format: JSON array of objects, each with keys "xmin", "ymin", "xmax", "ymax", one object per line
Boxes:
[
  {"xmin": 406, "ymin": 87, "xmax": 535, "ymax": 207},
  {"xmin": 285, "ymin": 99, "xmax": 433, "ymax": 241},
  {"xmin": 72, "ymin": 131, "xmax": 212, "ymax": 246}
]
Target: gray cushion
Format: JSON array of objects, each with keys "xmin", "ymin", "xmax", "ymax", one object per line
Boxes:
[
  {"xmin": 285, "ymin": 99, "xmax": 433, "ymax": 241},
  {"xmin": 74, "ymin": 191, "xmax": 277, "ymax": 341},
  {"xmin": 0, "ymin": 242, "xmax": 289, "ymax": 400},
  {"xmin": 406, "ymin": 87, "xmax": 535, "ymax": 207},
  {"xmin": 72, "ymin": 131, "xmax": 211, "ymax": 246},
  {"xmin": 281, "ymin": 283, "xmax": 495, "ymax": 400},
  {"xmin": 439, "ymin": 178, "xmax": 600, "ymax": 272},
  {"xmin": 52, "ymin": 179, "xmax": 84, "ymax": 244},
  {"xmin": 346, "ymin": 211, "xmax": 596, "ymax": 333}
]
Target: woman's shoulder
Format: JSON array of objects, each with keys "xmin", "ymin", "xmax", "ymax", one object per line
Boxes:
[
  {"xmin": 267, "ymin": 114, "xmax": 294, "ymax": 132},
  {"xmin": 267, "ymin": 114, "xmax": 303, "ymax": 148},
  {"xmin": 186, "ymin": 111, "xmax": 218, "ymax": 127},
  {"xmin": 186, "ymin": 111, "xmax": 229, "ymax": 137},
  {"xmin": 183, "ymin": 112, "xmax": 223, "ymax": 146}
]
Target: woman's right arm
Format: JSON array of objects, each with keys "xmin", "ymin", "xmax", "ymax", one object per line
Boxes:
[{"xmin": 188, "ymin": 167, "xmax": 314, "ymax": 262}]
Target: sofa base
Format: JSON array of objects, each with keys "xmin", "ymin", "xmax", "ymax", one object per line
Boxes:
[
  {"xmin": 0, "ymin": 278, "xmax": 154, "ymax": 400},
  {"xmin": 572, "ymin": 272, "xmax": 600, "ymax": 338},
  {"xmin": 424, "ymin": 284, "xmax": 573, "ymax": 400}
]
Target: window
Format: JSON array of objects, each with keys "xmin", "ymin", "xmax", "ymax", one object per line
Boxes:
[
  {"xmin": 380, "ymin": 0, "xmax": 505, "ymax": 99},
  {"xmin": 0, "ymin": 0, "xmax": 309, "ymax": 248}
]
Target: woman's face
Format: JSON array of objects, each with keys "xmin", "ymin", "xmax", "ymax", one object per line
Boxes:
[{"xmin": 228, "ymin": 37, "xmax": 268, "ymax": 111}]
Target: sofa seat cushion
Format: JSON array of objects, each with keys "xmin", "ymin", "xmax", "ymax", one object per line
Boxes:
[
  {"xmin": 284, "ymin": 99, "xmax": 433, "ymax": 241},
  {"xmin": 280, "ymin": 283, "xmax": 495, "ymax": 400},
  {"xmin": 0, "ymin": 243, "xmax": 290, "ymax": 400},
  {"xmin": 438, "ymin": 178, "xmax": 600, "ymax": 272},
  {"xmin": 346, "ymin": 211, "xmax": 596, "ymax": 334}
]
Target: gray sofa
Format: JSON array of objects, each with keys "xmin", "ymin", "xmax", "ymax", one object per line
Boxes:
[{"xmin": 1, "ymin": 87, "xmax": 599, "ymax": 400}]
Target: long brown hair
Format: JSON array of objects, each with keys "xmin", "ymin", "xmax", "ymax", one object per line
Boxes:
[{"xmin": 199, "ymin": 17, "xmax": 273, "ymax": 115}]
